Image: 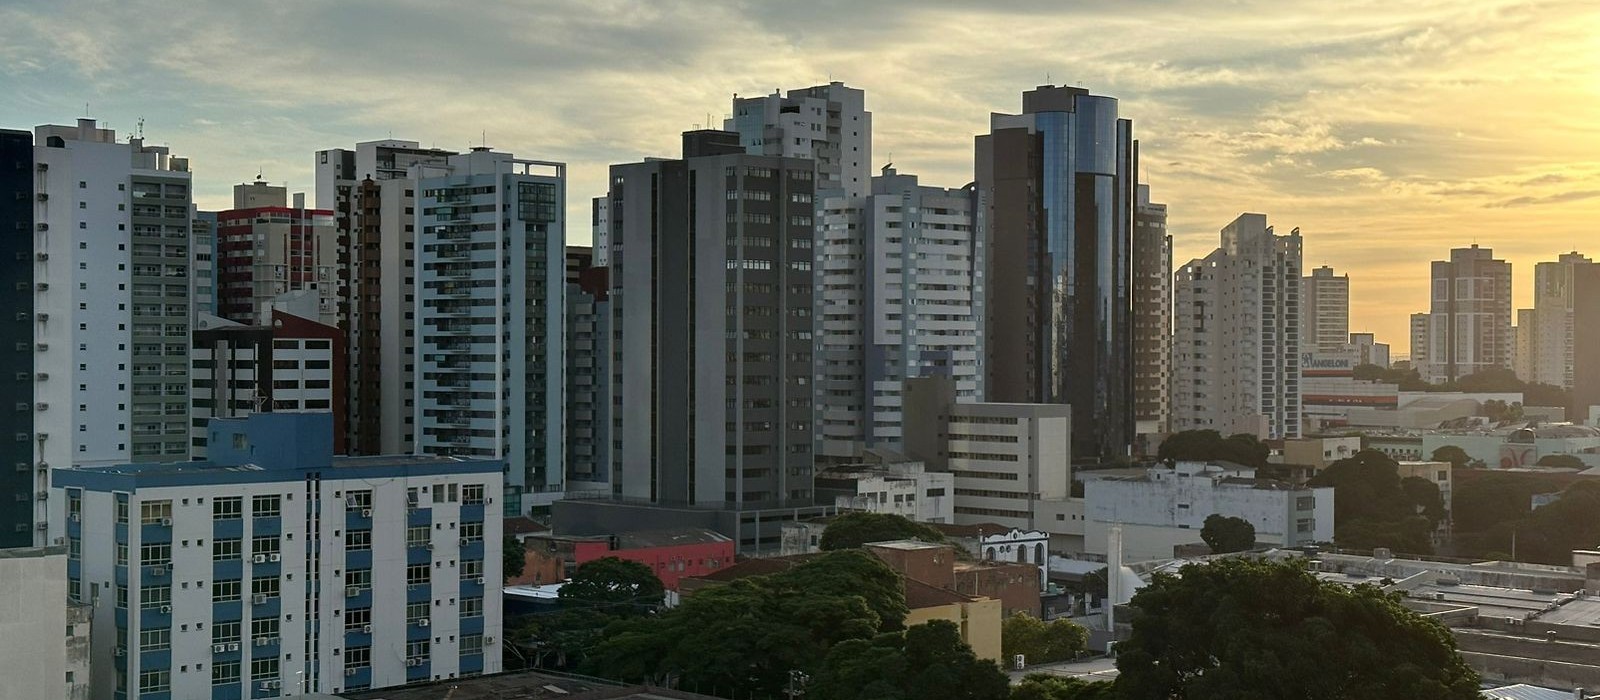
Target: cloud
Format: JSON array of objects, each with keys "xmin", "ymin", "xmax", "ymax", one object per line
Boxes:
[{"xmin": 1487, "ymin": 190, "xmax": 1600, "ymax": 208}]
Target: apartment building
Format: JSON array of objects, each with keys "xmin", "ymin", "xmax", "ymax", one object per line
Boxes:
[
  {"xmin": 1301, "ymin": 266, "xmax": 1350, "ymax": 354},
  {"xmin": 1414, "ymin": 245, "xmax": 1513, "ymax": 384},
  {"xmin": 2, "ymin": 128, "xmax": 35, "ymax": 546},
  {"xmin": 1132, "ymin": 184, "xmax": 1171, "ymax": 436},
  {"xmin": 53, "ymin": 412, "xmax": 503, "ymax": 698},
  {"xmin": 725, "ymin": 81, "xmax": 871, "ymax": 198},
  {"xmin": 213, "ymin": 181, "xmax": 337, "ymax": 326}
]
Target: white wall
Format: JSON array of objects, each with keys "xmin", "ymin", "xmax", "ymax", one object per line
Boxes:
[{"xmin": 0, "ymin": 549, "xmax": 70, "ymax": 700}]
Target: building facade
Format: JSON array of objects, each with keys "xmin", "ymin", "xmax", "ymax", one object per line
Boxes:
[
  {"xmin": 813, "ymin": 457, "xmax": 956, "ymax": 523},
  {"xmin": 976, "ymin": 85, "xmax": 1137, "ymax": 458},
  {"xmin": 2, "ymin": 128, "xmax": 35, "ymax": 546},
  {"xmin": 0, "ymin": 546, "xmax": 92, "ymax": 700},
  {"xmin": 315, "ymin": 140, "xmax": 457, "ymax": 458},
  {"xmin": 726, "ymin": 81, "xmax": 871, "ymax": 198},
  {"xmin": 53, "ymin": 412, "xmax": 504, "ymax": 699},
  {"xmin": 1348, "ymin": 332, "xmax": 1390, "ymax": 368},
  {"xmin": 1415, "ymin": 245, "xmax": 1513, "ymax": 384},
  {"xmin": 814, "ymin": 167, "xmax": 981, "ymax": 459},
  {"xmin": 213, "ymin": 182, "xmax": 337, "ymax": 326},
  {"xmin": 413, "ymin": 148, "xmax": 565, "ymax": 516},
  {"xmin": 565, "ymin": 252, "xmax": 610, "ymax": 492},
  {"xmin": 1132, "ymin": 184, "xmax": 1171, "ymax": 436},
  {"xmin": 1524, "ymin": 252, "xmax": 1594, "ymax": 388},
  {"xmin": 1301, "ymin": 265, "xmax": 1350, "ymax": 354},
  {"xmin": 1573, "ymin": 262, "xmax": 1600, "ymax": 421},
  {"xmin": 607, "ymin": 130, "xmax": 816, "ymax": 507},
  {"xmin": 1171, "ymin": 213, "xmax": 1303, "ymax": 439},
  {"xmin": 189, "ymin": 309, "xmax": 346, "ymax": 459}
]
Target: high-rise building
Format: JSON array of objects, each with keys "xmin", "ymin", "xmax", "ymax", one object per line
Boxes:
[
  {"xmin": 1, "ymin": 128, "xmax": 36, "ymax": 547},
  {"xmin": 0, "ymin": 545, "xmax": 92, "ymax": 700},
  {"xmin": 607, "ymin": 130, "xmax": 816, "ymax": 507},
  {"xmin": 413, "ymin": 147, "xmax": 565, "ymax": 517},
  {"xmin": 1514, "ymin": 308, "xmax": 1536, "ymax": 382},
  {"xmin": 1523, "ymin": 252, "xmax": 1593, "ymax": 388},
  {"xmin": 315, "ymin": 140, "xmax": 457, "ymax": 457},
  {"xmin": 565, "ymin": 247, "xmax": 610, "ymax": 492},
  {"xmin": 726, "ymin": 81, "xmax": 871, "ymax": 198},
  {"xmin": 814, "ymin": 166, "xmax": 981, "ymax": 460},
  {"xmin": 976, "ymin": 85, "xmax": 1137, "ymax": 458},
  {"xmin": 190, "ymin": 209, "xmax": 217, "ymax": 320},
  {"xmin": 1571, "ymin": 262, "xmax": 1600, "ymax": 421},
  {"xmin": 1409, "ymin": 312, "xmax": 1431, "ymax": 372},
  {"xmin": 1413, "ymin": 245, "xmax": 1512, "ymax": 384},
  {"xmin": 1348, "ymin": 332, "xmax": 1390, "ymax": 368},
  {"xmin": 189, "ymin": 308, "xmax": 346, "ymax": 459},
  {"xmin": 1171, "ymin": 213, "xmax": 1303, "ymax": 439},
  {"xmin": 214, "ymin": 181, "xmax": 338, "ymax": 326},
  {"xmin": 590, "ymin": 196, "xmax": 610, "ymax": 268},
  {"xmin": 54, "ymin": 412, "xmax": 503, "ymax": 698},
  {"xmin": 29, "ymin": 119, "xmax": 193, "ymax": 546},
  {"xmin": 1301, "ymin": 265, "xmax": 1350, "ymax": 353},
  {"xmin": 1132, "ymin": 184, "xmax": 1171, "ymax": 437}
]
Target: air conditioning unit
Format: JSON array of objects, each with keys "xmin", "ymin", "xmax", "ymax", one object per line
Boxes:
[
  {"xmin": 35, "ymin": 163, "xmax": 47, "ymax": 171},
  {"xmin": 269, "ymin": 553, "xmax": 281, "ymax": 562},
  {"xmin": 36, "ymin": 461, "xmax": 47, "ymax": 471},
  {"xmin": 34, "ymin": 312, "xmax": 47, "ymax": 322},
  {"xmin": 459, "ymin": 538, "xmax": 469, "ymax": 546},
  {"xmin": 254, "ymin": 637, "xmax": 270, "ymax": 647},
  {"xmin": 212, "ymin": 643, "xmax": 227, "ymax": 653},
  {"xmin": 406, "ymin": 658, "xmax": 423, "ymax": 667},
  {"xmin": 35, "ymin": 283, "xmax": 47, "ymax": 291},
  {"xmin": 475, "ymin": 577, "xmax": 485, "ymax": 585},
  {"xmin": 227, "ymin": 642, "xmax": 240, "ymax": 652},
  {"xmin": 36, "ymin": 223, "xmax": 48, "ymax": 232},
  {"xmin": 423, "ymin": 543, "xmax": 432, "ymax": 551},
  {"xmin": 35, "ymin": 372, "xmax": 48, "ymax": 380},
  {"xmin": 34, "ymin": 343, "xmax": 47, "ymax": 351},
  {"xmin": 261, "ymin": 680, "xmax": 281, "ymax": 690},
  {"xmin": 362, "ymin": 623, "xmax": 372, "ymax": 633},
  {"xmin": 34, "ymin": 522, "xmax": 47, "ymax": 531},
  {"xmin": 34, "ymin": 403, "xmax": 46, "ymax": 411},
  {"xmin": 35, "ymin": 252, "xmax": 47, "ymax": 261},
  {"xmin": 68, "ymin": 513, "xmax": 79, "ymax": 522},
  {"xmin": 360, "ymin": 508, "xmax": 372, "ymax": 517},
  {"xmin": 345, "ymin": 586, "xmax": 360, "ymax": 598},
  {"xmin": 416, "ymin": 618, "xmax": 430, "ymax": 628},
  {"xmin": 113, "ymin": 646, "xmax": 126, "ymax": 657},
  {"xmin": 253, "ymin": 554, "xmax": 267, "ymax": 564},
  {"xmin": 159, "ymin": 517, "xmax": 171, "ymax": 526},
  {"xmin": 484, "ymin": 635, "xmax": 494, "ymax": 644},
  {"xmin": 160, "ymin": 605, "xmax": 172, "ymax": 614},
  {"xmin": 35, "ymin": 490, "xmax": 47, "ymax": 501},
  {"xmin": 35, "ymin": 192, "xmax": 46, "ymax": 202},
  {"xmin": 345, "ymin": 667, "xmax": 357, "ymax": 677},
  {"xmin": 252, "ymin": 593, "xmax": 268, "ymax": 605},
  {"xmin": 148, "ymin": 566, "xmax": 166, "ymax": 576}
]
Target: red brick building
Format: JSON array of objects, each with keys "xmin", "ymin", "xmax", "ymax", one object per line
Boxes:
[{"xmin": 509, "ymin": 528, "xmax": 734, "ymax": 590}]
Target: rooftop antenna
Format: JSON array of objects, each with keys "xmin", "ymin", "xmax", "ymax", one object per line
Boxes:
[
  {"xmin": 84, "ymin": 102, "xmax": 89, "ymax": 117},
  {"xmin": 136, "ymin": 117, "xmax": 145, "ymax": 140}
]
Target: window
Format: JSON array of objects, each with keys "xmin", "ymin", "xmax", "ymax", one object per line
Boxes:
[
  {"xmin": 462, "ymin": 484, "xmax": 485, "ymax": 505},
  {"xmin": 68, "ymin": 536, "xmax": 81, "ymax": 561},
  {"xmin": 213, "ymin": 538, "xmax": 242, "ymax": 561},
  {"xmin": 346, "ymin": 529, "xmax": 372, "ymax": 551},
  {"xmin": 461, "ymin": 634, "xmax": 484, "ymax": 655},
  {"xmin": 460, "ymin": 522, "xmax": 483, "ymax": 543},
  {"xmin": 345, "ymin": 607, "xmax": 371, "ymax": 631},
  {"xmin": 250, "ymin": 657, "xmax": 278, "ymax": 682},
  {"xmin": 406, "ymin": 601, "xmax": 429, "ymax": 623},
  {"xmin": 1295, "ymin": 496, "xmax": 1315, "ymax": 510},
  {"xmin": 251, "ymin": 576, "xmax": 279, "ymax": 599},
  {"xmin": 213, "ymin": 496, "xmax": 242, "ymax": 519},
  {"xmin": 139, "ymin": 627, "xmax": 170, "ymax": 651},
  {"xmin": 406, "ymin": 564, "xmax": 430, "ymax": 587},
  {"xmin": 116, "ymin": 584, "xmax": 128, "ymax": 609},
  {"xmin": 345, "ymin": 645, "xmax": 371, "ymax": 670},
  {"xmin": 405, "ymin": 640, "xmax": 429, "ymax": 663},
  {"xmin": 116, "ymin": 544, "xmax": 127, "ymax": 566},
  {"xmin": 140, "ymin": 543, "xmax": 171, "ymax": 565},
  {"xmin": 140, "ymin": 586, "xmax": 170, "ymax": 609},
  {"xmin": 251, "ymin": 535, "xmax": 280, "ymax": 556},
  {"xmin": 213, "ymin": 579, "xmax": 241, "ymax": 603},
  {"xmin": 212, "ymin": 661, "xmax": 239, "ymax": 686},
  {"xmin": 345, "ymin": 489, "xmax": 372, "ymax": 512},
  {"xmin": 139, "ymin": 669, "xmax": 170, "ymax": 694},
  {"xmin": 407, "ymin": 526, "xmax": 430, "ymax": 548},
  {"xmin": 461, "ymin": 559, "xmax": 483, "ymax": 581},
  {"xmin": 252, "ymin": 494, "xmax": 280, "ymax": 518},
  {"xmin": 345, "ymin": 569, "xmax": 371, "ymax": 591},
  {"xmin": 251, "ymin": 617, "xmax": 278, "ymax": 642},
  {"xmin": 461, "ymin": 596, "xmax": 483, "ymax": 618},
  {"xmin": 115, "ymin": 497, "xmax": 129, "ymax": 524},
  {"xmin": 139, "ymin": 500, "xmax": 172, "ymax": 525},
  {"xmin": 213, "ymin": 621, "xmax": 240, "ymax": 644}
]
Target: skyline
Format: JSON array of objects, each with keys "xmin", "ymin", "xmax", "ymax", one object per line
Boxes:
[{"xmin": 4, "ymin": 0, "xmax": 1597, "ymax": 348}]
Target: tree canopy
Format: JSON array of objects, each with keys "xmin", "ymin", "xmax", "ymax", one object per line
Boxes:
[
  {"xmin": 819, "ymin": 511, "xmax": 946, "ymax": 551},
  {"xmin": 558, "ymin": 557, "xmax": 666, "ymax": 610},
  {"xmin": 811, "ymin": 619, "xmax": 1010, "ymax": 700},
  {"xmin": 1430, "ymin": 445, "xmax": 1472, "ymax": 469},
  {"xmin": 1200, "ymin": 514, "xmax": 1256, "ymax": 554},
  {"xmin": 503, "ymin": 538, "xmax": 527, "ymax": 581},
  {"xmin": 1352, "ymin": 365, "xmax": 1570, "ymax": 407},
  {"xmin": 1307, "ymin": 450, "xmax": 1443, "ymax": 554},
  {"xmin": 1001, "ymin": 612, "xmax": 1088, "ymax": 666},
  {"xmin": 1535, "ymin": 454, "xmax": 1586, "ymax": 469},
  {"xmin": 1157, "ymin": 430, "xmax": 1270, "ymax": 468},
  {"xmin": 1115, "ymin": 558, "xmax": 1481, "ymax": 699},
  {"xmin": 583, "ymin": 549, "xmax": 912, "ymax": 697},
  {"xmin": 1010, "ymin": 674, "xmax": 1118, "ymax": 700}
]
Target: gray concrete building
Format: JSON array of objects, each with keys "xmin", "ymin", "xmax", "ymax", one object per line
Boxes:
[
  {"xmin": 725, "ymin": 81, "xmax": 871, "ymax": 199},
  {"xmin": 814, "ymin": 166, "xmax": 981, "ymax": 460},
  {"xmin": 1301, "ymin": 265, "xmax": 1350, "ymax": 354},
  {"xmin": 1132, "ymin": 184, "xmax": 1171, "ymax": 438},
  {"xmin": 1414, "ymin": 245, "xmax": 1513, "ymax": 384},
  {"xmin": 0, "ymin": 545, "xmax": 91, "ymax": 700}
]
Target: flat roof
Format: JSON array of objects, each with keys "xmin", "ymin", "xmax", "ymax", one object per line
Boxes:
[{"xmin": 866, "ymin": 539, "xmax": 949, "ymax": 551}]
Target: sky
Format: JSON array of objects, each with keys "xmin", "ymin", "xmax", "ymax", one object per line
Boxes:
[{"xmin": 3, "ymin": 0, "xmax": 1597, "ymax": 350}]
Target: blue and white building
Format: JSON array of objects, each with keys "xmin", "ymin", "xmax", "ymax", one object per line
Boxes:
[
  {"xmin": 54, "ymin": 412, "xmax": 504, "ymax": 699},
  {"xmin": 413, "ymin": 148, "xmax": 565, "ymax": 517}
]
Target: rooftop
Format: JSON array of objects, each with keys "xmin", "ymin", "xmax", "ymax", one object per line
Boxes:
[
  {"xmin": 865, "ymin": 539, "xmax": 950, "ymax": 551},
  {"xmin": 617, "ymin": 528, "xmax": 732, "ymax": 549}
]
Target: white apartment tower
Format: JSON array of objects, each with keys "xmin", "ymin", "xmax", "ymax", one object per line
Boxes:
[
  {"xmin": 30, "ymin": 119, "xmax": 193, "ymax": 545},
  {"xmin": 315, "ymin": 140, "xmax": 457, "ymax": 457},
  {"xmin": 815, "ymin": 166, "xmax": 981, "ymax": 460},
  {"xmin": 1172, "ymin": 213, "xmax": 1303, "ymax": 439},
  {"xmin": 1301, "ymin": 265, "xmax": 1350, "ymax": 354},
  {"xmin": 413, "ymin": 148, "xmax": 566, "ymax": 516},
  {"xmin": 726, "ymin": 81, "xmax": 872, "ymax": 198},
  {"xmin": 1525, "ymin": 251, "xmax": 1593, "ymax": 388}
]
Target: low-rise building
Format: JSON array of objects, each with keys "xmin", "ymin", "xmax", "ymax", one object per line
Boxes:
[
  {"xmin": 509, "ymin": 528, "xmax": 734, "ymax": 591},
  {"xmin": 1084, "ymin": 462, "xmax": 1333, "ymax": 562},
  {"xmin": 813, "ymin": 453, "xmax": 954, "ymax": 523},
  {"xmin": 1279, "ymin": 436, "xmax": 1362, "ymax": 469},
  {"xmin": 53, "ymin": 412, "xmax": 504, "ymax": 698},
  {"xmin": 0, "ymin": 545, "xmax": 92, "ymax": 700}
]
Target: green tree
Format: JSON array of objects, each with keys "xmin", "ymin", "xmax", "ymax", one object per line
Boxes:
[
  {"xmin": 1536, "ymin": 454, "xmax": 1585, "ymax": 469},
  {"xmin": 1115, "ymin": 558, "xmax": 1481, "ymax": 699},
  {"xmin": 1307, "ymin": 450, "xmax": 1443, "ymax": 554},
  {"xmin": 1200, "ymin": 514, "xmax": 1256, "ymax": 554},
  {"xmin": 1011, "ymin": 674, "xmax": 1119, "ymax": 700},
  {"xmin": 1431, "ymin": 445, "xmax": 1471, "ymax": 469},
  {"xmin": 812, "ymin": 620, "xmax": 1010, "ymax": 700},
  {"xmin": 819, "ymin": 512, "xmax": 946, "ymax": 551},
  {"xmin": 559, "ymin": 557, "xmax": 665, "ymax": 610},
  {"xmin": 1001, "ymin": 612, "xmax": 1088, "ymax": 666},
  {"xmin": 503, "ymin": 538, "xmax": 527, "ymax": 581},
  {"xmin": 1157, "ymin": 430, "xmax": 1269, "ymax": 468}
]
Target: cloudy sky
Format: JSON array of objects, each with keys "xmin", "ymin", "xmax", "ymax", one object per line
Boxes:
[{"xmin": 4, "ymin": 0, "xmax": 1597, "ymax": 349}]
